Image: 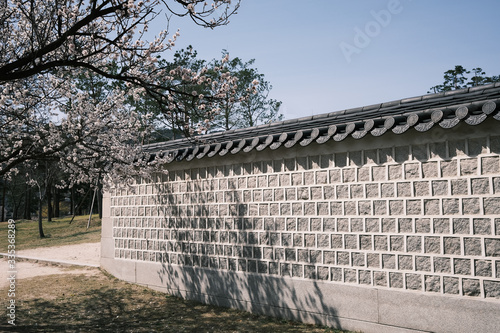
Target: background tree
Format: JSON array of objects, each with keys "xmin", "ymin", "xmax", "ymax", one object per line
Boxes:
[
  {"xmin": 26, "ymin": 160, "xmax": 58, "ymax": 237},
  {"xmin": 133, "ymin": 47, "xmax": 282, "ymax": 139},
  {"xmin": 468, "ymin": 67, "xmax": 500, "ymax": 87},
  {"xmin": 469, "ymin": 67, "xmax": 487, "ymax": 87},
  {"xmin": 428, "ymin": 65, "xmax": 500, "ymax": 93},
  {"xmin": 1, "ymin": 165, "xmax": 37, "ymax": 220},
  {"xmin": 211, "ymin": 55, "xmax": 283, "ymax": 131}
]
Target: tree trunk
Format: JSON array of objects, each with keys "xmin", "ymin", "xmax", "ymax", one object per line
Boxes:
[
  {"xmin": 47, "ymin": 183, "xmax": 52, "ymax": 222},
  {"xmin": 54, "ymin": 187, "xmax": 60, "ymax": 218},
  {"xmin": 1, "ymin": 179, "xmax": 6, "ymax": 222},
  {"xmin": 70, "ymin": 187, "xmax": 75, "ymax": 215},
  {"xmin": 24, "ymin": 185, "xmax": 31, "ymax": 220},
  {"xmin": 98, "ymin": 183, "xmax": 103, "ymax": 219},
  {"xmin": 12, "ymin": 202, "xmax": 18, "ymax": 220},
  {"xmin": 38, "ymin": 196, "xmax": 45, "ymax": 238},
  {"xmin": 96, "ymin": 191, "xmax": 101, "ymax": 219},
  {"xmin": 224, "ymin": 102, "xmax": 230, "ymax": 131}
]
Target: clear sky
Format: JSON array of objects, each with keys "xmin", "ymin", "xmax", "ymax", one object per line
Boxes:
[{"xmin": 162, "ymin": 0, "xmax": 500, "ymax": 120}]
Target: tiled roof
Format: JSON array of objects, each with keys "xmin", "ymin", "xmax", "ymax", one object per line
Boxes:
[{"xmin": 144, "ymin": 83, "xmax": 500, "ymax": 163}]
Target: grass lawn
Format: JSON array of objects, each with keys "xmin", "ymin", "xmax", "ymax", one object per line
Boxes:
[
  {"xmin": 0, "ymin": 215, "xmax": 101, "ymax": 252},
  {"xmin": 0, "ymin": 270, "xmax": 353, "ymax": 333}
]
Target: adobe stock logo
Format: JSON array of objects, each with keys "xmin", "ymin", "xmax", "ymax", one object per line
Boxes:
[{"xmin": 339, "ymin": 0, "xmax": 410, "ymax": 63}]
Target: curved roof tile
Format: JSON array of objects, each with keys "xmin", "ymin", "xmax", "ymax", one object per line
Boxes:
[{"xmin": 144, "ymin": 83, "xmax": 500, "ymax": 163}]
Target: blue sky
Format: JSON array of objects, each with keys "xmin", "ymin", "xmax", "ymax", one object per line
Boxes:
[{"xmin": 162, "ymin": 0, "xmax": 500, "ymax": 120}]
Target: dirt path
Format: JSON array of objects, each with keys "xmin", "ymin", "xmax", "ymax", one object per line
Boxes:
[
  {"xmin": 16, "ymin": 242, "xmax": 101, "ymax": 266},
  {"xmin": 0, "ymin": 242, "xmax": 101, "ymax": 289}
]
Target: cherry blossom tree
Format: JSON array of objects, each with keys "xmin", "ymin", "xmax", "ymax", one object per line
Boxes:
[
  {"xmin": 0, "ymin": 0, "xmax": 242, "ymax": 185},
  {"xmin": 1, "ymin": 0, "xmax": 243, "ymax": 236}
]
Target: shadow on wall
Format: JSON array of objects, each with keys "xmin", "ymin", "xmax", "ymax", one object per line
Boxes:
[
  {"xmin": 148, "ymin": 122, "xmax": 500, "ymax": 330},
  {"xmin": 156, "ymin": 260, "xmax": 342, "ymax": 328},
  {"xmin": 152, "ymin": 179, "xmax": 342, "ymax": 330}
]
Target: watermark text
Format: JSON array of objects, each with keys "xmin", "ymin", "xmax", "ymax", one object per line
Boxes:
[
  {"xmin": 6, "ymin": 219, "xmax": 16, "ymax": 326},
  {"xmin": 340, "ymin": 0, "xmax": 410, "ymax": 63}
]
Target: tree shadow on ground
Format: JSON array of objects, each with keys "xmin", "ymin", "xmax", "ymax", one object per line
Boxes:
[{"xmin": 0, "ymin": 273, "xmax": 342, "ymax": 333}]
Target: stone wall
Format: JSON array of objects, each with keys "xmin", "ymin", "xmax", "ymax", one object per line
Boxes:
[{"xmin": 101, "ymin": 121, "xmax": 500, "ymax": 333}]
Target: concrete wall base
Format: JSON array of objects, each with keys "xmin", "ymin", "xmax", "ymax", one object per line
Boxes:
[{"xmin": 101, "ymin": 257, "xmax": 500, "ymax": 333}]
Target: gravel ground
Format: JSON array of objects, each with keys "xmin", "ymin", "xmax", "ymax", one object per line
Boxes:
[{"xmin": 0, "ymin": 242, "xmax": 101, "ymax": 289}]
